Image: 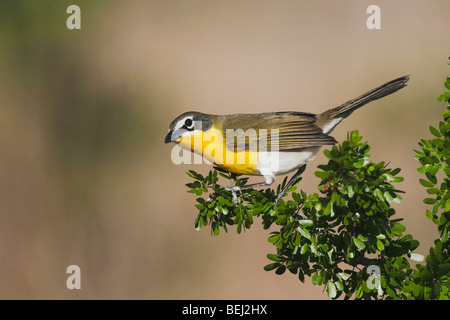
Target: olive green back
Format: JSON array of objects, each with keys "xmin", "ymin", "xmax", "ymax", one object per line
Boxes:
[{"xmin": 215, "ymin": 112, "xmax": 336, "ymax": 152}]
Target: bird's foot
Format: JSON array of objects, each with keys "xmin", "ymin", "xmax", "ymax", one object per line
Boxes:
[
  {"xmin": 225, "ymin": 186, "xmax": 240, "ymax": 206},
  {"xmin": 274, "ymin": 191, "xmax": 286, "ymax": 205}
]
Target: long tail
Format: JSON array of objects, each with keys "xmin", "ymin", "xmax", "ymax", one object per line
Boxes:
[{"xmin": 316, "ymin": 75, "xmax": 410, "ymax": 134}]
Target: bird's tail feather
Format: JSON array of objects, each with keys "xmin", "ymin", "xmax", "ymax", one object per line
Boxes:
[{"xmin": 316, "ymin": 75, "xmax": 410, "ymax": 132}]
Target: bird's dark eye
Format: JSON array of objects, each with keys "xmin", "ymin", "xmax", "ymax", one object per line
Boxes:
[{"xmin": 184, "ymin": 118, "xmax": 193, "ymax": 128}]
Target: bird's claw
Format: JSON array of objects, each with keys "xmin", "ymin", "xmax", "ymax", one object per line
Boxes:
[{"xmin": 225, "ymin": 186, "xmax": 240, "ymax": 206}]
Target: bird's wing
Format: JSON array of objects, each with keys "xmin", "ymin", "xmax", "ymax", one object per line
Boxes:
[{"xmin": 221, "ymin": 112, "xmax": 337, "ymax": 152}]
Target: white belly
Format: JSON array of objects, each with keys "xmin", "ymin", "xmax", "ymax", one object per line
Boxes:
[{"xmin": 256, "ymin": 146, "xmax": 321, "ymax": 176}]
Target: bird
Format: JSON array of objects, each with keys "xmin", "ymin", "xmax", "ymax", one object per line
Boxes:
[{"xmin": 165, "ymin": 75, "xmax": 409, "ymax": 203}]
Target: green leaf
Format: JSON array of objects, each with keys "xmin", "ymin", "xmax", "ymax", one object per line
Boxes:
[
  {"xmin": 335, "ymin": 279, "xmax": 344, "ymax": 292},
  {"xmin": 315, "ymin": 171, "xmax": 331, "ymax": 179},
  {"xmin": 297, "ymin": 227, "xmax": 311, "ymax": 240},
  {"xmin": 320, "ymin": 243, "xmax": 329, "ymax": 253},
  {"xmin": 312, "ymin": 272, "xmax": 324, "ymax": 285},
  {"xmin": 355, "ymin": 285, "xmax": 363, "ymax": 299},
  {"xmin": 438, "ymin": 91, "xmax": 450, "ymax": 103},
  {"xmin": 440, "ymin": 227, "xmax": 449, "ymax": 242},
  {"xmin": 418, "ymin": 164, "xmax": 431, "ymax": 173},
  {"xmin": 275, "ymin": 265, "xmax": 286, "ymax": 275},
  {"xmin": 298, "ymin": 219, "xmax": 314, "ymax": 226},
  {"xmin": 195, "ymin": 204, "xmax": 205, "ymax": 210},
  {"xmin": 268, "ymin": 233, "xmax": 280, "ymax": 244},
  {"xmin": 264, "ymin": 262, "xmax": 281, "ymax": 271},
  {"xmin": 384, "ymin": 191, "xmax": 394, "ymax": 203},
  {"xmin": 376, "ymin": 238, "xmax": 385, "ymax": 251},
  {"xmin": 287, "ymin": 185, "xmax": 297, "ymax": 193},
  {"xmin": 429, "ymin": 126, "xmax": 442, "ymax": 138},
  {"xmin": 385, "ymin": 285, "xmax": 397, "ymax": 298},
  {"xmin": 218, "ymin": 172, "xmax": 231, "ymax": 180},
  {"xmin": 423, "ymin": 198, "xmax": 436, "ymax": 205},
  {"xmin": 391, "ymin": 223, "xmax": 406, "ymax": 235},
  {"xmin": 311, "ymin": 273, "xmax": 319, "ymax": 285},
  {"xmin": 409, "ymin": 253, "xmax": 424, "ymax": 262},
  {"xmin": 267, "ymin": 253, "xmax": 281, "ymax": 262},
  {"xmin": 419, "ymin": 179, "xmax": 435, "ymax": 188},
  {"xmin": 298, "ymin": 270, "xmax": 305, "ymax": 283},
  {"xmin": 392, "ymin": 176, "xmax": 404, "ymax": 183},
  {"xmin": 300, "ymin": 243, "xmax": 309, "ymax": 254},
  {"xmin": 212, "ymin": 223, "xmax": 220, "ymax": 235},
  {"xmin": 353, "ymin": 237, "xmax": 366, "ymax": 250},
  {"xmin": 310, "ymin": 236, "xmax": 318, "ymax": 253},
  {"xmin": 426, "ymin": 188, "xmax": 440, "ymax": 195},
  {"xmin": 339, "ymin": 272, "xmax": 350, "ymax": 281},
  {"xmin": 426, "ymin": 172, "xmax": 438, "ymax": 184},
  {"xmin": 358, "ymin": 234, "xmax": 368, "ymax": 242},
  {"xmin": 327, "ymin": 281, "xmax": 337, "ymax": 299},
  {"xmin": 374, "ymin": 189, "xmax": 384, "ymax": 201},
  {"xmin": 292, "ymin": 231, "xmax": 301, "ymax": 247},
  {"xmin": 327, "ymin": 248, "xmax": 335, "ymax": 264}
]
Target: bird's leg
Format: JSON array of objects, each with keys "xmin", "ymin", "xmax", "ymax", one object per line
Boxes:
[
  {"xmin": 274, "ymin": 164, "xmax": 307, "ymax": 204},
  {"xmin": 225, "ymin": 176, "xmax": 275, "ymax": 205}
]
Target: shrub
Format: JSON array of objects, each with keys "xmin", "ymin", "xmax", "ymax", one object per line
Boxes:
[{"xmin": 185, "ymin": 58, "xmax": 450, "ymax": 299}]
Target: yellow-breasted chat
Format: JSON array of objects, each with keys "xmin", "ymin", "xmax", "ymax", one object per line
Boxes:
[{"xmin": 165, "ymin": 76, "xmax": 409, "ymax": 203}]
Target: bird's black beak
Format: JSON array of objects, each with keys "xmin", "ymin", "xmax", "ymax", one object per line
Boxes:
[{"xmin": 164, "ymin": 131, "xmax": 173, "ymax": 144}]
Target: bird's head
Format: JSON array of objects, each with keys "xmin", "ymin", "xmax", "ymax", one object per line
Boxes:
[{"xmin": 164, "ymin": 111, "xmax": 213, "ymax": 144}]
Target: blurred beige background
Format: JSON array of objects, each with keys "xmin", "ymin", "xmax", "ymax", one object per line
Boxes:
[{"xmin": 0, "ymin": 0, "xmax": 449, "ymax": 299}]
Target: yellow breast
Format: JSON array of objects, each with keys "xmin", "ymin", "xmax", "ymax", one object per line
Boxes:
[{"xmin": 177, "ymin": 127, "xmax": 260, "ymax": 175}]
